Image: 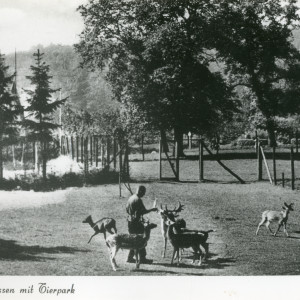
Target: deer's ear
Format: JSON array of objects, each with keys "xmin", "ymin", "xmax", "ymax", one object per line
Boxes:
[
  {"xmin": 284, "ymin": 202, "xmax": 288, "ymax": 207},
  {"xmin": 282, "ymin": 206, "xmax": 286, "ymax": 210}
]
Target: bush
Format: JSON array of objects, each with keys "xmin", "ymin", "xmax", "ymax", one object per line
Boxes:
[
  {"xmin": 237, "ymin": 139, "xmax": 256, "ymax": 147},
  {"xmin": 0, "ymin": 169, "xmax": 120, "ymax": 191},
  {"xmin": 0, "ymin": 178, "xmax": 18, "ymax": 191},
  {"xmin": 62, "ymin": 172, "xmax": 84, "ymax": 188},
  {"xmin": 85, "ymin": 168, "xmax": 119, "ymax": 185}
]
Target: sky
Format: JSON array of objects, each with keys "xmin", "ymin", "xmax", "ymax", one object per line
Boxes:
[{"xmin": 0, "ymin": 0, "xmax": 88, "ymax": 54}]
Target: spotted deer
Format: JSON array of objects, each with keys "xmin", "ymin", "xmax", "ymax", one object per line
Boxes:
[
  {"xmin": 164, "ymin": 216, "xmax": 214, "ymax": 266},
  {"xmin": 105, "ymin": 221, "xmax": 157, "ymax": 271},
  {"xmin": 156, "ymin": 201, "xmax": 185, "ymax": 258},
  {"xmin": 256, "ymin": 202, "xmax": 294, "ymax": 237},
  {"xmin": 82, "ymin": 215, "xmax": 117, "ymax": 243}
]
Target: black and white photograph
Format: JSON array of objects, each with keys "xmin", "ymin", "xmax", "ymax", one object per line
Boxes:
[{"xmin": 1, "ymin": 0, "xmax": 300, "ymax": 299}]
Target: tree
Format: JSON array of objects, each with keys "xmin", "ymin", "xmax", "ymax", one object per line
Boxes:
[
  {"xmin": 0, "ymin": 54, "xmax": 21, "ymax": 182},
  {"xmin": 24, "ymin": 49, "xmax": 66, "ymax": 179},
  {"xmin": 75, "ymin": 0, "xmax": 238, "ymax": 155},
  {"xmin": 212, "ymin": 0, "xmax": 300, "ymax": 146}
]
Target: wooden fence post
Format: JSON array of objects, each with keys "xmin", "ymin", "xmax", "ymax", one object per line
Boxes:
[
  {"xmin": 291, "ymin": 147, "xmax": 295, "ymax": 190},
  {"xmin": 260, "ymin": 146, "xmax": 273, "ymax": 185},
  {"xmin": 296, "ymin": 130, "xmax": 298, "ymax": 154},
  {"xmin": 96, "ymin": 137, "xmax": 99, "ymax": 167},
  {"xmin": 84, "ymin": 137, "xmax": 89, "ymax": 174},
  {"xmin": 23, "ymin": 143, "xmax": 27, "ymax": 176},
  {"xmin": 33, "ymin": 142, "xmax": 36, "ymax": 170},
  {"xmin": 90, "ymin": 136, "xmax": 93, "ymax": 166},
  {"xmin": 113, "ymin": 139, "xmax": 117, "ymax": 169},
  {"xmin": 159, "ymin": 140, "xmax": 162, "ymax": 180},
  {"xmin": 76, "ymin": 136, "xmax": 79, "ymax": 162},
  {"xmin": 106, "ymin": 137, "xmax": 110, "ymax": 169},
  {"xmin": 101, "ymin": 140, "xmax": 105, "ymax": 168},
  {"xmin": 71, "ymin": 136, "xmax": 74, "ymax": 160},
  {"xmin": 141, "ymin": 135, "xmax": 145, "ymax": 161},
  {"xmin": 35, "ymin": 142, "xmax": 39, "ymax": 174},
  {"xmin": 126, "ymin": 140, "xmax": 130, "ymax": 178},
  {"xmin": 199, "ymin": 139, "xmax": 204, "ymax": 182},
  {"xmin": 81, "ymin": 136, "xmax": 84, "ymax": 163},
  {"xmin": 257, "ymin": 141, "xmax": 262, "ymax": 181},
  {"xmin": 119, "ymin": 141, "xmax": 122, "ymax": 197},
  {"xmin": 175, "ymin": 141, "xmax": 179, "ymax": 181},
  {"xmin": 272, "ymin": 145, "xmax": 277, "ymax": 185},
  {"xmin": 61, "ymin": 136, "xmax": 64, "ymax": 155}
]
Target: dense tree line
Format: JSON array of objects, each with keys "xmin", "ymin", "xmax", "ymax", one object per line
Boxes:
[
  {"xmin": 0, "ymin": 54, "xmax": 21, "ymax": 181},
  {"xmin": 76, "ymin": 0, "xmax": 300, "ymax": 150}
]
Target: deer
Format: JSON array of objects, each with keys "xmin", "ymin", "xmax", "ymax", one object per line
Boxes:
[
  {"xmin": 105, "ymin": 221, "xmax": 157, "ymax": 271},
  {"xmin": 256, "ymin": 202, "xmax": 294, "ymax": 237},
  {"xmin": 82, "ymin": 215, "xmax": 117, "ymax": 243},
  {"xmin": 164, "ymin": 215, "xmax": 214, "ymax": 266},
  {"xmin": 157, "ymin": 201, "xmax": 209, "ymax": 259},
  {"xmin": 156, "ymin": 201, "xmax": 185, "ymax": 258}
]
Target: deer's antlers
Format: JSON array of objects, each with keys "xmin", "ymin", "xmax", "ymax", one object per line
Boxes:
[{"xmin": 163, "ymin": 202, "xmax": 184, "ymax": 214}]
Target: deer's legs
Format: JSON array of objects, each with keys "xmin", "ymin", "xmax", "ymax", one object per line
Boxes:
[
  {"xmin": 283, "ymin": 223, "xmax": 289, "ymax": 237},
  {"xmin": 274, "ymin": 223, "xmax": 283, "ymax": 237},
  {"xmin": 201, "ymin": 242, "xmax": 209, "ymax": 260},
  {"xmin": 106, "ymin": 228, "xmax": 114, "ymax": 235},
  {"xmin": 197, "ymin": 246, "xmax": 203, "ymax": 266},
  {"xmin": 135, "ymin": 249, "xmax": 140, "ymax": 269},
  {"xmin": 162, "ymin": 238, "xmax": 167, "ymax": 258},
  {"xmin": 256, "ymin": 218, "xmax": 266, "ymax": 235},
  {"xmin": 174, "ymin": 248, "xmax": 183, "ymax": 261},
  {"xmin": 87, "ymin": 232, "xmax": 98, "ymax": 244},
  {"xmin": 176, "ymin": 248, "xmax": 180, "ymax": 266},
  {"xmin": 110, "ymin": 247, "xmax": 118, "ymax": 271},
  {"xmin": 171, "ymin": 248, "xmax": 177, "ymax": 265},
  {"xmin": 180, "ymin": 248, "xmax": 184, "ymax": 261},
  {"xmin": 265, "ymin": 221, "xmax": 274, "ymax": 235}
]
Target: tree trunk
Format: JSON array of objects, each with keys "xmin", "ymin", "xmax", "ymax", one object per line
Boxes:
[
  {"xmin": 174, "ymin": 127, "xmax": 185, "ymax": 157},
  {"xmin": 42, "ymin": 141, "xmax": 47, "ymax": 180},
  {"xmin": 0, "ymin": 135, "xmax": 3, "ymax": 182},
  {"xmin": 266, "ymin": 118, "xmax": 277, "ymax": 147},
  {"xmin": 160, "ymin": 129, "xmax": 169, "ymax": 153}
]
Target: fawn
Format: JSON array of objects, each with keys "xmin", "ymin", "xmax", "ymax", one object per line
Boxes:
[
  {"xmin": 105, "ymin": 221, "xmax": 157, "ymax": 271},
  {"xmin": 82, "ymin": 215, "xmax": 117, "ymax": 243},
  {"xmin": 256, "ymin": 202, "xmax": 294, "ymax": 237}
]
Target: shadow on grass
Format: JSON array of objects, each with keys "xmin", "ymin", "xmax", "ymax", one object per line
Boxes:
[
  {"xmin": 170, "ymin": 253, "xmax": 236, "ymax": 271},
  {"xmin": 288, "ymin": 235, "xmax": 300, "ymax": 240},
  {"xmin": 131, "ymin": 268, "xmax": 202, "ymax": 276},
  {"xmin": 0, "ymin": 239, "xmax": 90, "ymax": 261},
  {"xmin": 200, "ymin": 257, "xmax": 236, "ymax": 270}
]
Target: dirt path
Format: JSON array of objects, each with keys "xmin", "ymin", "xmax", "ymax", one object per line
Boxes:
[{"xmin": 0, "ymin": 190, "xmax": 68, "ymax": 211}]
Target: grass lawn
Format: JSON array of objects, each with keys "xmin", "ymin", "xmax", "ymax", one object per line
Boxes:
[
  {"xmin": 130, "ymin": 157, "xmax": 300, "ymax": 189},
  {"xmin": 0, "ymin": 177, "xmax": 299, "ymax": 275}
]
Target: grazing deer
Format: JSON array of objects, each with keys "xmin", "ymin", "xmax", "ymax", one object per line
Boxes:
[
  {"xmin": 256, "ymin": 202, "xmax": 294, "ymax": 237},
  {"xmin": 165, "ymin": 216, "xmax": 214, "ymax": 266},
  {"xmin": 105, "ymin": 221, "xmax": 157, "ymax": 271},
  {"xmin": 156, "ymin": 201, "xmax": 185, "ymax": 258},
  {"xmin": 82, "ymin": 215, "xmax": 117, "ymax": 243}
]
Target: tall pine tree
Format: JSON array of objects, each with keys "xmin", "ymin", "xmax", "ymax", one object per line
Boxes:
[
  {"xmin": 0, "ymin": 53, "xmax": 21, "ymax": 182},
  {"xmin": 24, "ymin": 49, "xmax": 66, "ymax": 179}
]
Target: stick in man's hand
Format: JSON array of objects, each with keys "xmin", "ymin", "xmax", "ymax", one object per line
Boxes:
[{"xmin": 153, "ymin": 198, "xmax": 157, "ymax": 209}]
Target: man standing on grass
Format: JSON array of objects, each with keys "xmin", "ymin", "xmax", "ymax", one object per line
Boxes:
[{"xmin": 126, "ymin": 185, "xmax": 157, "ymax": 264}]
